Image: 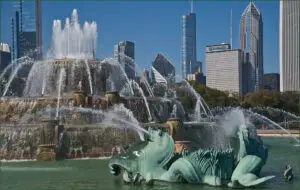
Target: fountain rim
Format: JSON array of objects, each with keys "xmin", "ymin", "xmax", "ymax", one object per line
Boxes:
[
  {"xmin": 104, "ymin": 91, "xmax": 120, "ymax": 96},
  {"xmin": 167, "ymin": 117, "xmax": 182, "ymax": 122}
]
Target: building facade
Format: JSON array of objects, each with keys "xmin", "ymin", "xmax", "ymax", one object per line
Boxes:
[
  {"xmin": 264, "ymin": 73, "xmax": 280, "ymax": 91},
  {"xmin": 0, "ymin": 43, "xmax": 11, "ymax": 72},
  {"xmin": 280, "ymin": 0, "xmax": 300, "ymax": 92},
  {"xmin": 206, "ymin": 44, "xmax": 243, "ymax": 94},
  {"xmin": 186, "ymin": 73, "xmax": 206, "ymax": 85},
  {"xmin": 182, "ymin": 12, "xmax": 197, "ymax": 79},
  {"xmin": 114, "ymin": 41, "xmax": 135, "ymax": 80},
  {"xmin": 240, "ymin": 2, "xmax": 263, "ymax": 94},
  {"xmin": 151, "ymin": 53, "xmax": 175, "ymax": 84}
]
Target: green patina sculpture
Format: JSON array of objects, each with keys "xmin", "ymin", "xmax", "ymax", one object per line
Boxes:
[{"xmin": 109, "ymin": 124, "xmax": 275, "ymax": 188}]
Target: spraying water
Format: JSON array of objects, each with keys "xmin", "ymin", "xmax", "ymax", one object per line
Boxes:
[
  {"xmin": 2, "ymin": 59, "xmax": 33, "ymax": 96},
  {"xmin": 56, "ymin": 106, "xmax": 148, "ymax": 140},
  {"xmin": 183, "ymin": 79, "xmax": 212, "ymax": 118},
  {"xmin": 56, "ymin": 68, "xmax": 66, "ymax": 118},
  {"xmin": 84, "ymin": 59, "xmax": 93, "ymax": 94},
  {"xmin": 50, "ymin": 9, "xmax": 97, "ymax": 59},
  {"xmin": 244, "ymin": 108, "xmax": 300, "ymax": 144}
]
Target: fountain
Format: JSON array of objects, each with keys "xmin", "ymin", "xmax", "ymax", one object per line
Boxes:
[{"xmin": 0, "ymin": 7, "xmax": 299, "ymax": 190}]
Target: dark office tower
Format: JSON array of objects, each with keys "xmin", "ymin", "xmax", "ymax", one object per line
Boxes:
[
  {"xmin": 35, "ymin": 0, "xmax": 42, "ymax": 60},
  {"xmin": 0, "ymin": 43, "xmax": 12, "ymax": 72},
  {"xmin": 152, "ymin": 53, "xmax": 175, "ymax": 83},
  {"xmin": 114, "ymin": 41, "xmax": 135, "ymax": 80},
  {"xmin": 182, "ymin": 11, "xmax": 197, "ymax": 79},
  {"xmin": 18, "ymin": 31, "xmax": 37, "ymax": 78},
  {"xmin": 264, "ymin": 73, "xmax": 280, "ymax": 91},
  {"xmin": 240, "ymin": 2, "xmax": 263, "ymax": 94}
]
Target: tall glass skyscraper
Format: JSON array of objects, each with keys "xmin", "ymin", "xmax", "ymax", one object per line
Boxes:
[
  {"xmin": 240, "ymin": 2, "xmax": 263, "ymax": 94},
  {"xmin": 182, "ymin": 12, "xmax": 197, "ymax": 79},
  {"xmin": 280, "ymin": 0, "xmax": 300, "ymax": 92}
]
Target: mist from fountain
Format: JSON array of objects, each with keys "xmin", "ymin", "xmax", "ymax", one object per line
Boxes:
[
  {"xmin": 212, "ymin": 106, "xmax": 300, "ymax": 144},
  {"xmin": 50, "ymin": 9, "xmax": 97, "ymax": 59}
]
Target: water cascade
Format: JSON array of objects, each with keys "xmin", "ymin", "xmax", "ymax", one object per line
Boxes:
[{"xmin": 56, "ymin": 68, "xmax": 66, "ymax": 118}]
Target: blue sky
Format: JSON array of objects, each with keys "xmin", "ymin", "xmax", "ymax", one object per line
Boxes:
[{"xmin": 1, "ymin": 0, "xmax": 280, "ymax": 76}]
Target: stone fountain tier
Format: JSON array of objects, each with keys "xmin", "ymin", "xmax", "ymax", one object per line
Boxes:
[
  {"xmin": 73, "ymin": 91, "xmax": 86, "ymax": 107},
  {"xmin": 36, "ymin": 144, "xmax": 56, "ymax": 161},
  {"xmin": 165, "ymin": 118, "xmax": 192, "ymax": 154},
  {"xmin": 104, "ymin": 91, "xmax": 120, "ymax": 107}
]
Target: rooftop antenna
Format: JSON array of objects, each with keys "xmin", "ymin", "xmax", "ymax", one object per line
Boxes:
[
  {"xmin": 191, "ymin": 0, "xmax": 194, "ymax": 13},
  {"xmin": 230, "ymin": 8, "xmax": 233, "ymax": 49}
]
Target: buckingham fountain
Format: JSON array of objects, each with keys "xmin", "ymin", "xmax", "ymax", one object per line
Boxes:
[{"xmin": 0, "ymin": 9, "xmax": 299, "ymax": 189}]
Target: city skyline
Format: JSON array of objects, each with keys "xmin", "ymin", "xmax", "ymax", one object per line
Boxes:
[{"xmin": 1, "ymin": 1, "xmax": 279, "ymax": 76}]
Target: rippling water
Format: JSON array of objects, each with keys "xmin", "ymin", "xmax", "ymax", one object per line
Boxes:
[{"xmin": 0, "ymin": 138, "xmax": 299, "ymax": 190}]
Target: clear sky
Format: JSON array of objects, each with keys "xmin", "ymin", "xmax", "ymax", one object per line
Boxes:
[{"xmin": 1, "ymin": 0, "xmax": 279, "ymax": 76}]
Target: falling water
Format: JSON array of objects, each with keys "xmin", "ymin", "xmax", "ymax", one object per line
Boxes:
[
  {"xmin": 101, "ymin": 58, "xmax": 134, "ymax": 96},
  {"xmin": 84, "ymin": 59, "xmax": 93, "ymax": 94},
  {"xmin": 130, "ymin": 80, "xmax": 152, "ymax": 121},
  {"xmin": 241, "ymin": 108, "xmax": 300, "ymax": 144},
  {"xmin": 56, "ymin": 106, "xmax": 147, "ymax": 140},
  {"xmin": 253, "ymin": 106, "xmax": 300, "ymax": 120},
  {"xmin": 2, "ymin": 58, "xmax": 33, "ymax": 96},
  {"xmin": 141, "ymin": 77, "xmax": 154, "ymax": 97},
  {"xmin": 0, "ymin": 56, "xmax": 31, "ymax": 80},
  {"xmin": 183, "ymin": 79, "xmax": 213, "ymax": 118},
  {"xmin": 56, "ymin": 68, "xmax": 66, "ymax": 118}
]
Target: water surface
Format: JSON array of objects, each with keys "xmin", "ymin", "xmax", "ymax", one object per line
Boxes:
[{"xmin": 1, "ymin": 137, "xmax": 299, "ymax": 190}]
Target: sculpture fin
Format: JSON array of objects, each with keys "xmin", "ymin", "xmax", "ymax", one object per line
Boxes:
[{"xmin": 238, "ymin": 173, "xmax": 275, "ymax": 187}]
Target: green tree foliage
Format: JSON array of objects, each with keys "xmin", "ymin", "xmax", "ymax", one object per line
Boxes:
[
  {"xmin": 243, "ymin": 90, "xmax": 300, "ymax": 115},
  {"xmin": 178, "ymin": 81, "xmax": 240, "ymax": 111},
  {"xmin": 177, "ymin": 81, "xmax": 300, "ymax": 117}
]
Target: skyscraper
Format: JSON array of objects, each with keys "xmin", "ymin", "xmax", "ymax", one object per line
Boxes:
[
  {"xmin": 151, "ymin": 53, "xmax": 175, "ymax": 83},
  {"xmin": 264, "ymin": 73, "xmax": 280, "ymax": 91},
  {"xmin": 182, "ymin": 3, "xmax": 197, "ymax": 79},
  {"xmin": 0, "ymin": 43, "xmax": 12, "ymax": 72},
  {"xmin": 206, "ymin": 44, "xmax": 243, "ymax": 94},
  {"xmin": 114, "ymin": 41, "xmax": 135, "ymax": 80},
  {"xmin": 35, "ymin": 0, "xmax": 42, "ymax": 60},
  {"xmin": 280, "ymin": 0, "xmax": 300, "ymax": 92},
  {"xmin": 240, "ymin": 2, "xmax": 263, "ymax": 94}
]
